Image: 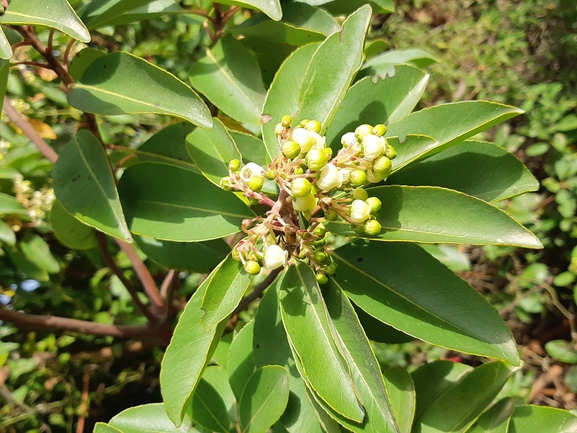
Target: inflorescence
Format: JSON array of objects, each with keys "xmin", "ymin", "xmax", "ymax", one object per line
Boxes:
[{"xmin": 220, "ymin": 115, "xmax": 397, "ymax": 281}]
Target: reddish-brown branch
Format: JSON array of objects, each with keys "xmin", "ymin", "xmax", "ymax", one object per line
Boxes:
[
  {"xmin": 11, "ymin": 61, "xmax": 54, "ymax": 70},
  {"xmin": 231, "ymin": 267, "xmax": 283, "ymax": 317},
  {"xmin": 63, "ymin": 39, "xmax": 76, "ymax": 69},
  {"xmin": 75, "ymin": 368, "xmax": 91, "ymax": 433}
]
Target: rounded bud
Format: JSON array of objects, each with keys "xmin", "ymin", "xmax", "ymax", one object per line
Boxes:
[
  {"xmin": 364, "ymin": 219, "xmax": 382, "ymax": 236},
  {"xmin": 244, "ymin": 260, "xmax": 261, "ymax": 275},
  {"xmin": 366, "ymin": 169, "xmax": 386, "ymax": 184},
  {"xmin": 281, "ymin": 114, "xmax": 292, "ymax": 127},
  {"xmin": 385, "ymin": 144, "xmax": 397, "ymax": 160},
  {"xmin": 366, "ymin": 197, "xmax": 382, "ymax": 213},
  {"xmin": 274, "ymin": 123, "xmax": 284, "ymax": 137},
  {"xmin": 313, "ymin": 225, "xmax": 326, "ymax": 238},
  {"xmin": 314, "ymin": 251, "xmax": 328, "ymax": 263},
  {"xmin": 291, "ymin": 178, "xmax": 312, "ymax": 198},
  {"xmin": 362, "ymin": 134, "xmax": 385, "ymax": 160},
  {"xmin": 351, "ymin": 187, "xmax": 368, "ymax": 201},
  {"xmin": 220, "ymin": 176, "xmax": 233, "ymax": 191},
  {"xmin": 341, "ymin": 132, "xmax": 357, "ymax": 148},
  {"xmin": 313, "ymin": 238, "xmax": 326, "ymax": 247},
  {"xmin": 299, "ymin": 119, "xmax": 310, "ymax": 128},
  {"xmin": 355, "ymin": 124, "xmax": 374, "ymax": 140},
  {"xmin": 265, "ymin": 169, "xmax": 277, "ymax": 180},
  {"xmin": 305, "ymin": 120, "xmax": 322, "ymax": 133},
  {"xmin": 293, "ymin": 166, "xmax": 304, "ymax": 175},
  {"xmin": 350, "ymin": 199, "xmax": 372, "ymax": 224},
  {"xmin": 228, "ymin": 159, "xmax": 241, "ymax": 172},
  {"xmin": 293, "ymin": 192, "xmax": 318, "ymax": 212},
  {"xmin": 324, "ymin": 263, "xmax": 338, "ymax": 275},
  {"xmin": 264, "ymin": 244, "xmax": 288, "ymax": 269},
  {"xmin": 282, "ymin": 140, "xmax": 301, "ymax": 160},
  {"xmin": 249, "ymin": 197, "xmax": 260, "ymax": 205},
  {"xmin": 373, "ymin": 124, "xmax": 387, "ymax": 137},
  {"xmin": 325, "ymin": 210, "xmax": 338, "ymax": 221},
  {"xmin": 316, "ymin": 273, "xmax": 329, "ymax": 285},
  {"xmin": 291, "ymin": 128, "xmax": 316, "ymax": 153},
  {"xmin": 248, "ymin": 175, "xmax": 265, "ymax": 192},
  {"xmin": 240, "ymin": 162, "xmax": 264, "ymax": 182},
  {"xmin": 323, "ymin": 147, "xmax": 333, "ymax": 159},
  {"xmin": 373, "ymin": 156, "xmax": 392, "ymax": 173},
  {"xmin": 349, "ymin": 170, "xmax": 367, "ymax": 187},
  {"xmin": 317, "ymin": 163, "xmax": 341, "ymax": 191},
  {"xmin": 231, "ymin": 248, "xmax": 241, "ymax": 261},
  {"xmin": 306, "ymin": 148, "xmax": 328, "ymax": 171}
]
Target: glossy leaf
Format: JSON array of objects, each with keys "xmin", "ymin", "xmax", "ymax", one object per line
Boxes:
[
  {"xmin": 383, "ymin": 367, "xmax": 415, "ymax": 433},
  {"xmin": 94, "ymin": 423, "xmax": 122, "ymax": 433},
  {"xmin": 328, "ymin": 186, "xmax": 542, "ymax": 248},
  {"xmin": 261, "ymin": 43, "xmax": 320, "ymax": 159},
  {"xmin": 239, "ymin": 366, "xmax": 290, "ymax": 433},
  {"xmin": 7, "ymin": 245, "xmax": 48, "ymax": 281},
  {"xmin": 135, "ymin": 236, "xmax": 229, "ymax": 273},
  {"xmin": 216, "ymin": 0, "xmax": 282, "ymax": 20},
  {"xmin": 107, "ymin": 403, "xmax": 195, "ymax": 433},
  {"xmin": 544, "ymin": 340, "xmax": 577, "ymax": 364},
  {"xmin": 415, "ymin": 362, "xmax": 514, "ymax": 433},
  {"xmin": 323, "ymin": 280, "xmax": 399, "ymax": 432},
  {"xmin": 69, "ymin": 48, "xmax": 107, "ymax": 81},
  {"xmin": 279, "ymin": 263, "xmax": 364, "ymax": 423},
  {"xmin": 186, "ymin": 118, "xmax": 242, "ymax": 185},
  {"xmin": 295, "ymin": 5, "xmax": 371, "ymax": 132},
  {"xmin": 20, "ymin": 234, "xmax": 60, "ymax": 274},
  {"xmin": 200, "ymin": 255, "xmax": 252, "ymax": 331},
  {"xmin": 386, "ymin": 101, "xmax": 524, "ymax": 166},
  {"xmin": 0, "ymin": 219, "xmax": 16, "ymax": 246},
  {"xmin": 118, "ymin": 162, "xmax": 254, "ymax": 242},
  {"xmin": 53, "ymin": 130, "xmax": 132, "ymax": 242},
  {"xmin": 160, "ymin": 266, "xmax": 228, "ymax": 426},
  {"xmin": 0, "ymin": 0, "xmax": 90, "ymax": 42},
  {"xmin": 411, "ymin": 361, "xmax": 473, "ymax": 421},
  {"xmin": 326, "ymin": 66, "xmax": 429, "ymax": 149},
  {"xmin": 229, "ymin": 131, "xmax": 268, "ymax": 167},
  {"xmin": 508, "ymin": 405, "xmax": 577, "ymax": 433},
  {"xmin": 0, "ymin": 193, "xmax": 27, "ymax": 216},
  {"xmin": 387, "ymin": 141, "xmax": 539, "ymax": 202},
  {"xmin": 190, "ymin": 379, "xmax": 230, "ymax": 433},
  {"xmin": 331, "ymin": 241, "xmax": 520, "ymax": 364},
  {"xmin": 136, "ymin": 122, "xmax": 197, "ymax": 172},
  {"xmin": 51, "ymin": 200, "xmax": 98, "ymax": 250},
  {"xmin": 202, "ymin": 365, "xmax": 236, "ymax": 422},
  {"xmin": 0, "ymin": 31, "xmax": 12, "ymax": 60},
  {"xmin": 189, "ymin": 35, "xmax": 266, "ymax": 125},
  {"xmin": 68, "ymin": 52, "xmax": 212, "ymax": 128},
  {"xmin": 228, "ymin": 320, "xmax": 256, "ymax": 401},
  {"xmin": 466, "ymin": 398, "xmax": 515, "ymax": 433},
  {"xmin": 359, "ymin": 49, "xmax": 438, "ymax": 79},
  {"xmin": 315, "ymin": 0, "xmax": 394, "ymax": 14}
]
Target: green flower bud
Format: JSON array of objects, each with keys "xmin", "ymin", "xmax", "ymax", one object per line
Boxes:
[
  {"xmin": 231, "ymin": 248, "xmax": 241, "ymax": 261},
  {"xmin": 373, "ymin": 124, "xmax": 387, "ymax": 137},
  {"xmin": 366, "ymin": 169, "xmax": 386, "ymax": 184},
  {"xmin": 349, "ymin": 170, "xmax": 367, "ymax": 187},
  {"xmin": 265, "ymin": 169, "xmax": 277, "ymax": 180},
  {"xmin": 293, "ymin": 166, "xmax": 304, "ymax": 175},
  {"xmin": 249, "ymin": 197, "xmax": 260, "ymax": 205},
  {"xmin": 363, "ymin": 219, "xmax": 382, "ymax": 236},
  {"xmin": 324, "ymin": 263, "xmax": 338, "ymax": 275},
  {"xmin": 323, "ymin": 147, "xmax": 333, "ymax": 159},
  {"xmin": 293, "ymin": 191, "xmax": 317, "ymax": 212},
  {"xmin": 282, "ymin": 140, "xmax": 301, "ymax": 160},
  {"xmin": 313, "ymin": 225, "xmax": 326, "ymax": 237},
  {"xmin": 291, "ymin": 178, "xmax": 312, "ymax": 198},
  {"xmin": 325, "ymin": 210, "xmax": 338, "ymax": 221},
  {"xmin": 306, "ymin": 148, "xmax": 328, "ymax": 171},
  {"xmin": 316, "ymin": 272, "xmax": 329, "ymax": 285},
  {"xmin": 220, "ymin": 176, "xmax": 233, "ymax": 191},
  {"xmin": 248, "ymin": 175, "xmax": 265, "ymax": 192},
  {"xmin": 299, "ymin": 119, "xmax": 310, "ymax": 128},
  {"xmin": 352, "ymin": 188, "xmax": 368, "ymax": 202},
  {"xmin": 385, "ymin": 144, "xmax": 397, "ymax": 160},
  {"xmin": 291, "ymin": 128, "xmax": 316, "ymax": 153},
  {"xmin": 373, "ymin": 156, "xmax": 392, "ymax": 173},
  {"xmin": 305, "ymin": 120, "xmax": 322, "ymax": 133},
  {"xmin": 366, "ymin": 197, "xmax": 382, "ymax": 213},
  {"xmin": 244, "ymin": 260, "xmax": 261, "ymax": 275},
  {"xmin": 313, "ymin": 238, "xmax": 326, "ymax": 247},
  {"xmin": 228, "ymin": 159, "xmax": 241, "ymax": 172},
  {"xmin": 314, "ymin": 251, "xmax": 328, "ymax": 263},
  {"xmin": 298, "ymin": 250, "xmax": 308, "ymax": 260},
  {"xmin": 281, "ymin": 114, "xmax": 292, "ymax": 127},
  {"xmin": 355, "ymin": 124, "xmax": 373, "ymax": 140}
]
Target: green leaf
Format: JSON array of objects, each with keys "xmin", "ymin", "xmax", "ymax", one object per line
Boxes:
[
  {"xmin": 94, "ymin": 423, "xmax": 122, "ymax": 433},
  {"xmin": 20, "ymin": 234, "xmax": 60, "ymax": 274},
  {"xmin": 383, "ymin": 367, "xmax": 415, "ymax": 433},
  {"xmin": 190, "ymin": 379, "xmax": 231, "ymax": 433},
  {"xmin": 202, "ymin": 365, "xmax": 236, "ymax": 421},
  {"xmin": 311, "ymin": 0, "xmax": 394, "ymax": 14},
  {"xmin": 229, "ymin": 131, "xmax": 268, "ymax": 167},
  {"xmin": 228, "ymin": 320, "xmax": 256, "ymax": 401},
  {"xmin": 0, "ymin": 30, "xmax": 12, "ymax": 60},
  {"xmin": 508, "ymin": 405, "xmax": 577, "ymax": 433},
  {"xmin": 386, "ymin": 101, "xmax": 524, "ymax": 165},
  {"xmin": 261, "ymin": 43, "xmax": 320, "ymax": 159},
  {"xmin": 135, "ymin": 236, "xmax": 228, "ymax": 273},
  {"xmin": 466, "ymin": 398, "xmax": 515, "ymax": 433},
  {"xmin": 279, "ymin": 263, "xmax": 364, "ymax": 423},
  {"xmin": 327, "ymin": 186, "xmax": 542, "ymax": 248},
  {"xmin": 118, "ymin": 162, "xmax": 254, "ymax": 241},
  {"xmin": 160, "ymin": 266, "xmax": 228, "ymax": 426},
  {"xmin": 0, "ymin": 193, "xmax": 26, "ymax": 216},
  {"xmin": 0, "ymin": 219, "xmax": 16, "ymax": 246},
  {"xmin": 415, "ymin": 362, "xmax": 514, "ymax": 433},
  {"xmin": 411, "ymin": 361, "xmax": 473, "ymax": 422},
  {"xmin": 69, "ymin": 48, "xmax": 106, "ymax": 81},
  {"xmin": 50, "ymin": 200, "xmax": 98, "ymax": 250},
  {"xmin": 323, "ymin": 280, "xmax": 400, "ymax": 432},
  {"xmin": 215, "ymin": 0, "xmax": 282, "ymax": 21},
  {"xmin": 331, "ymin": 242, "xmax": 521, "ymax": 364},
  {"xmin": 53, "ymin": 130, "xmax": 132, "ymax": 242},
  {"xmin": 7, "ymin": 245, "xmax": 49, "ymax": 281},
  {"xmin": 295, "ymin": 5, "xmax": 371, "ymax": 132},
  {"xmin": 387, "ymin": 141, "xmax": 539, "ymax": 202},
  {"xmin": 239, "ymin": 366, "xmax": 290, "ymax": 433},
  {"xmin": 0, "ymin": 0, "xmax": 90, "ymax": 42},
  {"xmin": 359, "ymin": 49, "xmax": 437, "ymax": 79},
  {"xmin": 68, "ymin": 52, "xmax": 212, "ymax": 128},
  {"xmin": 229, "ymin": 3, "xmax": 338, "ymax": 46},
  {"xmin": 186, "ymin": 118, "xmax": 242, "ymax": 185},
  {"xmin": 326, "ymin": 65, "xmax": 429, "ymax": 149},
  {"xmin": 544, "ymin": 340, "xmax": 577, "ymax": 364},
  {"xmin": 189, "ymin": 35, "xmax": 266, "ymax": 125},
  {"xmin": 200, "ymin": 255, "xmax": 252, "ymax": 331},
  {"xmin": 107, "ymin": 403, "xmax": 196, "ymax": 432}
]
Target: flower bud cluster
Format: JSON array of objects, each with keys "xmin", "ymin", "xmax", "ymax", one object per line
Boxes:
[{"xmin": 220, "ymin": 115, "xmax": 398, "ymax": 277}]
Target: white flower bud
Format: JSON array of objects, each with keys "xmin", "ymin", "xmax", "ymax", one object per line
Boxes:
[
  {"xmin": 311, "ymin": 132, "xmax": 326, "ymax": 150},
  {"xmin": 291, "ymin": 128, "xmax": 316, "ymax": 153},
  {"xmin": 317, "ymin": 163, "xmax": 342, "ymax": 191},
  {"xmin": 341, "ymin": 132, "xmax": 357, "ymax": 147},
  {"xmin": 350, "ymin": 199, "xmax": 372, "ymax": 224},
  {"xmin": 339, "ymin": 168, "xmax": 351, "ymax": 184},
  {"xmin": 362, "ymin": 134, "xmax": 385, "ymax": 160},
  {"xmin": 240, "ymin": 162, "xmax": 264, "ymax": 183},
  {"xmin": 366, "ymin": 169, "xmax": 386, "ymax": 184},
  {"xmin": 293, "ymin": 192, "xmax": 318, "ymax": 212},
  {"xmin": 264, "ymin": 244, "xmax": 289, "ymax": 269}
]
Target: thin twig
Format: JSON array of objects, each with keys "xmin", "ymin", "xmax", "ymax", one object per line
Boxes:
[
  {"xmin": 540, "ymin": 281, "xmax": 577, "ymax": 342},
  {"xmin": 75, "ymin": 368, "xmax": 91, "ymax": 433},
  {"xmin": 63, "ymin": 39, "xmax": 76, "ymax": 69},
  {"xmin": 231, "ymin": 267, "xmax": 283, "ymax": 317},
  {"xmin": 47, "ymin": 28, "xmax": 55, "ymax": 56},
  {"xmin": 11, "ymin": 61, "xmax": 54, "ymax": 70},
  {"xmin": 160, "ymin": 270, "xmax": 176, "ymax": 300}
]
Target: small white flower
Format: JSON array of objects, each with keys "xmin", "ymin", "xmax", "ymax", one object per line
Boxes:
[
  {"xmin": 362, "ymin": 134, "xmax": 385, "ymax": 160},
  {"xmin": 350, "ymin": 199, "xmax": 372, "ymax": 224},
  {"xmin": 240, "ymin": 162, "xmax": 264, "ymax": 183},
  {"xmin": 341, "ymin": 132, "xmax": 357, "ymax": 147},
  {"xmin": 317, "ymin": 163, "xmax": 342, "ymax": 191},
  {"xmin": 311, "ymin": 132, "xmax": 326, "ymax": 150},
  {"xmin": 264, "ymin": 244, "xmax": 288, "ymax": 269},
  {"xmin": 293, "ymin": 192, "xmax": 318, "ymax": 212},
  {"xmin": 339, "ymin": 168, "xmax": 351, "ymax": 184},
  {"xmin": 291, "ymin": 128, "xmax": 316, "ymax": 153}
]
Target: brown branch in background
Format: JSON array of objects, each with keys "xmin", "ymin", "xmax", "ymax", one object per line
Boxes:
[
  {"xmin": 75, "ymin": 368, "xmax": 91, "ymax": 433},
  {"xmin": 96, "ymin": 232, "xmax": 158, "ymax": 323},
  {"xmin": 46, "ymin": 29, "xmax": 55, "ymax": 57},
  {"xmin": 12, "ymin": 61, "xmax": 55, "ymax": 70},
  {"xmin": 63, "ymin": 39, "xmax": 76, "ymax": 69},
  {"xmin": 231, "ymin": 267, "xmax": 282, "ymax": 317},
  {"xmin": 160, "ymin": 270, "xmax": 176, "ymax": 300}
]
